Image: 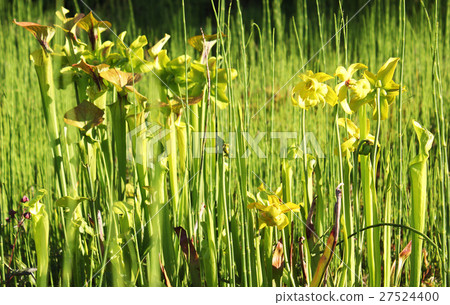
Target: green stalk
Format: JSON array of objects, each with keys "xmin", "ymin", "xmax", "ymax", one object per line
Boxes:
[
  {"xmin": 31, "ymin": 49, "xmax": 67, "ymax": 197},
  {"xmin": 218, "ymin": 149, "xmax": 234, "ymax": 286},
  {"xmin": 409, "ymin": 120, "xmax": 434, "ymax": 287},
  {"xmin": 339, "ymin": 1, "xmax": 355, "ymax": 287},
  {"xmin": 301, "ymin": 108, "xmax": 313, "ymax": 284},
  {"xmin": 384, "ymin": 155, "xmax": 392, "ymax": 287},
  {"xmin": 126, "ymin": 110, "xmax": 148, "ymax": 201},
  {"xmin": 311, "ymin": 185, "xmax": 342, "ymax": 287},
  {"xmin": 28, "ymin": 190, "xmax": 49, "ymax": 286},
  {"xmin": 281, "ymin": 160, "xmax": 296, "ymax": 286},
  {"xmin": 396, "ymin": 0, "xmax": 406, "ymax": 273},
  {"xmin": 432, "ymin": 0, "xmax": 449, "ymax": 286},
  {"xmin": 359, "ymin": 104, "xmax": 380, "ymax": 286},
  {"xmin": 110, "ymin": 93, "xmax": 128, "ymax": 200},
  {"xmin": 236, "ymin": 0, "xmax": 251, "ymax": 286},
  {"xmin": 148, "ymin": 143, "xmax": 165, "ymax": 286},
  {"xmin": 167, "ymin": 113, "xmax": 180, "ymax": 222},
  {"xmin": 341, "ymin": 156, "xmax": 355, "ymax": 286},
  {"xmin": 204, "ymin": 203, "xmax": 218, "ymax": 286}
]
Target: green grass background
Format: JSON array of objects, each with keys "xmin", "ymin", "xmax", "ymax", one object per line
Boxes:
[{"xmin": 0, "ymin": 0, "xmax": 448, "ymax": 286}]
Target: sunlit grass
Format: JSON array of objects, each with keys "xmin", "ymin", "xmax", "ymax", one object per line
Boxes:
[{"xmin": 0, "ymin": 0, "xmax": 448, "ymax": 287}]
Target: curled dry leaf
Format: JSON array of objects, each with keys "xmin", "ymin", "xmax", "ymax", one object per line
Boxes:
[
  {"xmin": 159, "ymin": 255, "xmax": 172, "ymax": 287},
  {"xmin": 306, "ymin": 196, "xmax": 317, "ymax": 241},
  {"xmin": 310, "ymin": 183, "xmax": 343, "ymax": 287},
  {"xmin": 272, "ymin": 239, "xmax": 285, "ymax": 284},
  {"xmin": 188, "ymin": 33, "xmax": 221, "ymax": 53},
  {"xmin": 298, "ymin": 237, "xmax": 308, "ymax": 284},
  {"xmin": 64, "ymin": 101, "xmax": 104, "ymax": 131},
  {"xmin": 174, "ymin": 226, "xmax": 201, "ymax": 286},
  {"xmin": 13, "ymin": 20, "xmax": 55, "ymax": 52},
  {"xmin": 392, "ymin": 240, "xmax": 412, "ymax": 286},
  {"xmin": 72, "ymin": 59, "xmax": 109, "ymax": 90},
  {"xmin": 77, "ymin": 12, "xmax": 111, "ymax": 48},
  {"xmin": 77, "ymin": 11, "xmax": 111, "ymax": 32},
  {"xmin": 272, "ymin": 239, "xmax": 285, "ymax": 270},
  {"xmin": 99, "ymin": 68, "xmax": 142, "ymax": 91},
  {"xmin": 55, "ymin": 7, "xmax": 84, "ymax": 41}
]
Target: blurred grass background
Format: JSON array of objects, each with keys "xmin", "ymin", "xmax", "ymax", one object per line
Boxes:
[{"xmin": 0, "ymin": 0, "xmax": 448, "ymax": 286}]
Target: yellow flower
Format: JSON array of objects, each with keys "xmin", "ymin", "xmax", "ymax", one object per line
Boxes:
[
  {"xmin": 247, "ymin": 188, "xmax": 301, "ymax": 230},
  {"xmin": 337, "ymin": 118, "xmax": 375, "ymax": 155},
  {"xmin": 363, "ymin": 57, "xmax": 403, "ymax": 120},
  {"xmin": 291, "ymin": 71, "xmax": 337, "ymax": 110},
  {"xmin": 334, "ymin": 63, "xmax": 370, "ymax": 114}
]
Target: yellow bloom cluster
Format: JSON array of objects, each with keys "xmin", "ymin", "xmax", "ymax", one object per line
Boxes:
[
  {"xmin": 291, "ymin": 58, "xmax": 404, "ymax": 120},
  {"xmin": 247, "ymin": 185, "xmax": 302, "ymax": 230}
]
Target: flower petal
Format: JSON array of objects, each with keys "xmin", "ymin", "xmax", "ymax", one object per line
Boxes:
[
  {"xmin": 377, "ymin": 57, "xmax": 400, "ymax": 86},
  {"xmin": 324, "ymin": 85, "xmax": 338, "ymax": 106},
  {"xmin": 275, "ymin": 214, "xmax": 290, "ymax": 230},
  {"xmin": 247, "ymin": 202, "xmax": 267, "ymax": 211},
  {"xmin": 279, "ymin": 203, "xmax": 301, "ymax": 214},
  {"xmin": 341, "ymin": 137, "xmax": 358, "ymax": 153},
  {"xmin": 363, "ymin": 70, "xmax": 377, "ymax": 86},
  {"xmin": 372, "ymin": 97, "xmax": 390, "ymax": 120},
  {"xmin": 335, "ymin": 82, "xmax": 347, "ymax": 102},
  {"xmin": 338, "ymin": 118, "xmax": 360, "ymax": 138},
  {"xmin": 314, "ymin": 72, "xmax": 334, "ymax": 82},
  {"xmin": 340, "ymin": 100, "xmax": 353, "ymax": 114},
  {"xmin": 335, "ymin": 66, "xmax": 348, "ymax": 81},
  {"xmin": 347, "ymin": 63, "xmax": 368, "ymax": 77}
]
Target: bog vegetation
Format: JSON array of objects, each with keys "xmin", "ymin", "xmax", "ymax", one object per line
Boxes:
[{"xmin": 0, "ymin": 0, "xmax": 448, "ymax": 287}]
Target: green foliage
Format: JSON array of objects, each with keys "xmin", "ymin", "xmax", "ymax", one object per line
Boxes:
[{"xmin": 1, "ymin": 0, "xmax": 448, "ymax": 288}]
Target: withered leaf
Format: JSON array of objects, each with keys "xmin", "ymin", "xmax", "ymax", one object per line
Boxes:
[
  {"xmin": 99, "ymin": 68, "xmax": 142, "ymax": 91},
  {"xmin": 272, "ymin": 239, "xmax": 285, "ymax": 270},
  {"xmin": 77, "ymin": 11, "xmax": 111, "ymax": 33},
  {"xmin": 72, "ymin": 59, "xmax": 109, "ymax": 90},
  {"xmin": 188, "ymin": 33, "xmax": 220, "ymax": 53},
  {"xmin": 174, "ymin": 226, "xmax": 201, "ymax": 286},
  {"xmin": 55, "ymin": 7, "xmax": 85, "ymax": 39},
  {"xmin": 64, "ymin": 101, "xmax": 104, "ymax": 131},
  {"xmin": 310, "ymin": 183, "xmax": 343, "ymax": 287},
  {"xmin": 13, "ymin": 20, "xmax": 55, "ymax": 52}
]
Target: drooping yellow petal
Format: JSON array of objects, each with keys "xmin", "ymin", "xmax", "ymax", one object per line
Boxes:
[
  {"xmin": 338, "ymin": 118, "xmax": 360, "ymax": 139},
  {"xmin": 340, "ymin": 100, "xmax": 353, "ymax": 114},
  {"xmin": 275, "ymin": 185, "xmax": 283, "ymax": 198},
  {"xmin": 372, "ymin": 97, "xmax": 390, "ymax": 120},
  {"xmin": 377, "ymin": 57, "xmax": 400, "ymax": 86},
  {"xmin": 363, "ymin": 70, "xmax": 377, "ymax": 86},
  {"xmin": 335, "ymin": 66, "xmax": 349, "ymax": 81},
  {"xmin": 335, "ymin": 82, "xmax": 353, "ymax": 114},
  {"xmin": 247, "ymin": 202, "xmax": 267, "ymax": 211},
  {"xmin": 341, "ymin": 137, "xmax": 358, "ymax": 153},
  {"xmin": 275, "ymin": 214, "xmax": 290, "ymax": 230},
  {"xmin": 279, "ymin": 203, "xmax": 301, "ymax": 214},
  {"xmin": 258, "ymin": 220, "xmax": 267, "ymax": 230},
  {"xmin": 324, "ymin": 85, "xmax": 338, "ymax": 106},
  {"xmin": 335, "ymin": 82, "xmax": 348, "ymax": 101},
  {"xmin": 347, "ymin": 63, "xmax": 367, "ymax": 77},
  {"xmin": 268, "ymin": 195, "xmax": 281, "ymax": 208},
  {"xmin": 292, "ymin": 90, "xmax": 306, "ymax": 109},
  {"xmin": 313, "ymin": 72, "xmax": 334, "ymax": 82},
  {"xmin": 298, "ymin": 70, "xmax": 314, "ymax": 81}
]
